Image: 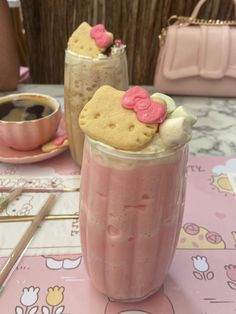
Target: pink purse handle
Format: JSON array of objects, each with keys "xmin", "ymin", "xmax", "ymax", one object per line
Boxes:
[{"xmin": 191, "ymin": 0, "xmax": 236, "ymax": 19}]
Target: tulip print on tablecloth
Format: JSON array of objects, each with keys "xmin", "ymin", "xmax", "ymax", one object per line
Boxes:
[
  {"xmin": 15, "ymin": 286, "xmax": 66, "ymax": 314},
  {"xmin": 192, "ymin": 256, "xmax": 214, "ymax": 281},
  {"xmin": 225, "ymin": 265, "xmax": 236, "ymax": 290},
  {"xmin": 42, "ymin": 286, "xmax": 65, "ymax": 314},
  {"xmin": 15, "ymin": 286, "xmax": 40, "ymax": 314}
]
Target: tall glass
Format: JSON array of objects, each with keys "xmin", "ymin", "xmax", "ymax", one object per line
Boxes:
[
  {"xmin": 79, "ymin": 136, "xmax": 189, "ymax": 302},
  {"xmin": 64, "ymin": 50, "xmax": 129, "ymax": 166}
]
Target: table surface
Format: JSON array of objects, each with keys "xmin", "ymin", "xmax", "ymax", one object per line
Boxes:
[{"xmin": 0, "ymin": 85, "xmax": 236, "ymax": 314}]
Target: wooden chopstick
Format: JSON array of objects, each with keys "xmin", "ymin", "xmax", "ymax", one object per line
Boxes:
[
  {"xmin": 0, "ymin": 187, "xmax": 79, "ymax": 193},
  {"xmin": 0, "ymin": 194, "xmax": 57, "ymax": 292},
  {"xmin": 0, "ymin": 214, "xmax": 79, "ymax": 223},
  {"xmin": 0, "ymin": 188, "xmax": 23, "ymax": 212}
]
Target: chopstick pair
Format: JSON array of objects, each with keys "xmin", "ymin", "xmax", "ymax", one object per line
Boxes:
[{"xmin": 0, "ymin": 194, "xmax": 57, "ymax": 293}]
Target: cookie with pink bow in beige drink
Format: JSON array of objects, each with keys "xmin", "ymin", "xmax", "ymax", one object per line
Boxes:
[
  {"xmin": 79, "ymin": 85, "xmax": 197, "ymax": 151},
  {"xmin": 68, "ymin": 22, "xmax": 113, "ymax": 58},
  {"xmin": 64, "ymin": 21, "xmax": 128, "ymax": 166}
]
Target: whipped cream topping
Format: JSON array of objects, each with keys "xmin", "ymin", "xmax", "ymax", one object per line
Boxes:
[{"xmin": 67, "ymin": 44, "xmax": 126, "ymax": 62}]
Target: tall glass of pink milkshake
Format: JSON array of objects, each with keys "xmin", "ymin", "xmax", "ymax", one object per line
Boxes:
[{"xmin": 78, "ymin": 86, "xmax": 197, "ymax": 302}]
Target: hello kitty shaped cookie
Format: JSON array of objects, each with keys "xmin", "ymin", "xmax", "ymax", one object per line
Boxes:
[
  {"xmin": 67, "ymin": 22, "xmax": 113, "ymax": 58},
  {"xmin": 79, "ymin": 86, "xmax": 168, "ymax": 151}
]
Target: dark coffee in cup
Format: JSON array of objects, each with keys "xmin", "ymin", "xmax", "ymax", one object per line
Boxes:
[{"xmin": 0, "ymin": 99, "xmax": 54, "ymax": 122}]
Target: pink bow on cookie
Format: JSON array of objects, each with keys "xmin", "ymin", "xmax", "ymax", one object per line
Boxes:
[
  {"xmin": 90, "ymin": 24, "xmax": 112, "ymax": 48},
  {"xmin": 122, "ymin": 87, "xmax": 167, "ymax": 124}
]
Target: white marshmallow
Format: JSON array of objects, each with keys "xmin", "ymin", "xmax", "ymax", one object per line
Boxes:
[{"xmin": 159, "ymin": 117, "xmax": 192, "ymax": 148}]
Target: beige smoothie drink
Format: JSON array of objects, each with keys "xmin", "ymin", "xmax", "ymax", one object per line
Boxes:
[
  {"xmin": 64, "ymin": 22, "xmax": 128, "ymax": 166},
  {"xmin": 78, "ymin": 86, "xmax": 197, "ymax": 301}
]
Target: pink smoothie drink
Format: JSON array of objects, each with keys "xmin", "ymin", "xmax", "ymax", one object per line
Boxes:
[{"xmin": 79, "ymin": 136, "xmax": 189, "ymax": 301}]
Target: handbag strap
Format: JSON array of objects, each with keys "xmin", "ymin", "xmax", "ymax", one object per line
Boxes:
[
  {"xmin": 167, "ymin": 0, "xmax": 236, "ymax": 27},
  {"xmin": 191, "ymin": 0, "xmax": 236, "ymax": 19}
]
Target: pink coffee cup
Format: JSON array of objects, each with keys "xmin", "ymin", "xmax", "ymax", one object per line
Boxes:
[{"xmin": 0, "ymin": 93, "xmax": 61, "ymax": 151}]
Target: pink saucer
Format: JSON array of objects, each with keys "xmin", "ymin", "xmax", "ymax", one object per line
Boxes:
[{"xmin": 0, "ymin": 115, "xmax": 68, "ymax": 164}]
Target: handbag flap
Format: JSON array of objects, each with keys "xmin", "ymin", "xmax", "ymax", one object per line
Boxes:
[{"xmin": 163, "ymin": 24, "xmax": 236, "ymax": 79}]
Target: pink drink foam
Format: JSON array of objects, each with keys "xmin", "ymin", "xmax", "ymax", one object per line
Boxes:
[{"xmin": 80, "ymin": 140, "xmax": 188, "ymax": 301}]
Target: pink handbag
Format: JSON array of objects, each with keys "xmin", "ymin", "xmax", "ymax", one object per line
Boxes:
[{"xmin": 154, "ymin": 0, "xmax": 236, "ymax": 97}]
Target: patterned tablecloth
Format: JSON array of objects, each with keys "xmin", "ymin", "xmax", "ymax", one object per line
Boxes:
[{"xmin": 0, "ymin": 151, "xmax": 236, "ymax": 314}]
